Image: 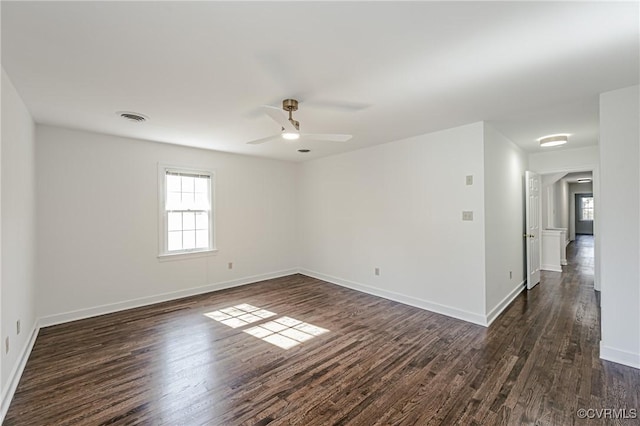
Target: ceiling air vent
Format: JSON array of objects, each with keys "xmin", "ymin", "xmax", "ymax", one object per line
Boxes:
[{"xmin": 117, "ymin": 111, "xmax": 148, "ymax": 123}]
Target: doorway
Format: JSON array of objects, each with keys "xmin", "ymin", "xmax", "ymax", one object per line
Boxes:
[
  {"xmin": 532, "ymin": 170, "xmax": 598, "ymax": 290},
  {"xmin": 575, "ymin": 193, "xmax": 594, "ymax": 235}
]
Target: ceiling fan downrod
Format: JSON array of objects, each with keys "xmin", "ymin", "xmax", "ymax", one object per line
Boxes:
[{"xmin": 283, "ymin": 99, "xmax": 300, "ymax": 131}]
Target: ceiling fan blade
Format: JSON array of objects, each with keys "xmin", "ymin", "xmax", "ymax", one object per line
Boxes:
[
  {"xmin": 302, "ymin": 133, "xmax": 352, "ymax": 142},
  {"xmin": 261, "ymin": 105, "xmax": 297, "ymax": 132},
  {"xmin": 246, "ymin": 134, "xmax": 281, "ymax": 145},
  {"xmin": 304, "ymin": 100, "xmax": 372, "ymax": 112}
]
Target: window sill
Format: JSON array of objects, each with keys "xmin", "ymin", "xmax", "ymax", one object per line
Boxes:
[{"xmin": 157, "ymin": 249, "xmax": 218, "ymax": 262}]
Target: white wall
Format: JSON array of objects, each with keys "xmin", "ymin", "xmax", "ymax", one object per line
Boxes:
[
  {"xmin": 483, "ymin": 124, "xmax": 528, "ymax": 320},
  {"xmin": 36, "ymin": 125, "xmax": 299, "ymax": 321},
  {"xmin": 1, "ymin": 70, "xmax": 37, "ymax": 408},
  {"xmin": 529, "ymin": 146, "xmax": 599, "ymax": 174},
  {"xmin": 298, "ymin": 122, "xmax": 487, "ymax": 324},
  {"xmin": 540, "ymin": 173, "xmax": 567, "ymax": 230},
  {"xmin": 599, "ymin": 85, "xmax": 640, "ymax": 369},
  {"xmin": 555, "ymin": 179, "xmax": 569, "ymax": 232}
]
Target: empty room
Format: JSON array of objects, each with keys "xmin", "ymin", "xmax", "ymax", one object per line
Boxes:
[{"xmin": 1, "ymin": 1, "xmax": 639, "ymax": 425}]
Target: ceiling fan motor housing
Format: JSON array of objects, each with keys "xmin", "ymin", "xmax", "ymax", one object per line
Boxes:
[{"xmin": 282, "ymin": 99, "xmax": 298, "ymax": 112}]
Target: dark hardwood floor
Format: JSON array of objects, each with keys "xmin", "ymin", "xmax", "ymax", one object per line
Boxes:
[{"xmin": 5, "ymin": 236, "xmax": 639, "ymax": 425}]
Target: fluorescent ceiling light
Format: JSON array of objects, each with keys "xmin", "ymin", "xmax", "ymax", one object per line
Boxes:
[
  {"xmin": 539, "ymin": 134, "xmax": 568, "ymax": 147},
  {"xmin": 577, "ymin": 178, "xmax": 592, "ymax": 183},
  {"xmin": 282, "ymin": 132, "xmax": 300, "ymax": 140}
]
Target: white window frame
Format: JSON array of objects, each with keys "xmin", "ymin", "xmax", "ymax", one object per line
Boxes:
[
  {"xmin": 158, "ymin": 163, "xmax": 217, "ymax": 259},
  {"xmin": 580, "ymin": 196, "xmax": 594, "ymax": 221}
]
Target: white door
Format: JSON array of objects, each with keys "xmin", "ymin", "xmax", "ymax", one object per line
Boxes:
[{"xmin": 525, "ymin": 171, "xmax": 541, "ymax": 289}]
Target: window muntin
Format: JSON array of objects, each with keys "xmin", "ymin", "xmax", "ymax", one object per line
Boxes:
[{"xmin": 160, "ymin": 167, "xmax": 214, "ymax": 256}]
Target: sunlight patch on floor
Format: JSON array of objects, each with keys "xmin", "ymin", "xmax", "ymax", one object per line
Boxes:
[
  {"xmin": 204, "ymin": 304, "xmax": 276, "ymax": 328},
  {"xmin": 204, "ymin": 305, "xmax": 328, "ymax": 349},
  {"xmin": 244, "ymin": 316, "xmax": 328, "ymax": 349}
]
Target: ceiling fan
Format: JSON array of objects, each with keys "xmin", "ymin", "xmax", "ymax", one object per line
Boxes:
[{"xmin": 246, "ymin": 99, "xmax": 352, "ymax": 145}]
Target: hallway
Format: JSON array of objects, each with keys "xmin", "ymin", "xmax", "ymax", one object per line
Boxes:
[
  {"xmin": 519, "ymin": 234, "xmax": 638, "ymax": 424},
  {"xmin": 570, "ymin": 235, "xmax": 595, "ymax": 276}
]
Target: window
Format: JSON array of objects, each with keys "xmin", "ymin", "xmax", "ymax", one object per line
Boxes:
[
  {"xmin": 580, "ymin": 196, "xmax": 594, "ymax": 221},
  {"xmin": 159, "ymin": 166, "xmax": 214, "ymax": 257}
]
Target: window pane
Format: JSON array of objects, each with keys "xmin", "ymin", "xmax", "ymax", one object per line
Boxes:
[
  {"xmin": 166, "ymin": 175, "xmax": 181, "ymax": 192},
  {"xmin": 195, "ymin": 212, "xmax": 208, "ymax": 230},
  {"xmin": 183, "ymin": 230, "xmax": 196, "ymax": 249},
  {"xmin": 168, "ymin": 212, "xmax": 182, "ymax": 231},
  {"xmin": 168, "ymin": 231, "xmax": 182, "ymax": 251},
  {"xmin": 166, "ymin": 192, "xmax": 182, "ymax": 210},
  {"xmin": 194, "ymin": 177, "xmax": 209, "ymax": 193},
  {"xmin": 182, "ymin": 212, "xmax": 195, "ymax": 230},
  {"xmin": 194, "ymin": 192, "xmax": 209, "ymax": 210},
  {"xmin": 180, "ymin": 191, "xmax": 194, "ymax": 207},
  {"xmin": 196, "ymin": 230, "xmax": 209, "ymax": 248},
  {"xmin": 181, "ymin": 176, "xmax": 194, "ymax": 193}
]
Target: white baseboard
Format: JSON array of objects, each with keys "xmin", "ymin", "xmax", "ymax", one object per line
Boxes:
[
  {"xmin": 1, "ymin": 321, "xmax": 40, "ymax": 423},
  {"xmin": 600, "ymin": 342, "xmax": 640, "ymax": 369},
  {"xmin": 299, "ymin": 269, "xmax": 488, "ymax": 326},
  {"xmin": 39, "ymin": 268, "xmax": 298, "ymax": 327},
  {"xmin": 485, "ymin": 280, "xmax": 526, "ymax": 326},
  {"xmin": 541, "ymin": 264, "xmax": 563, "ymax": 273}
]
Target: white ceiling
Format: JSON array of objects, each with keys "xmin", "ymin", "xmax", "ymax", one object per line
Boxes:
[{"xmin": 2, "ymin": 1, "xmax": 638, "ymax": 162}]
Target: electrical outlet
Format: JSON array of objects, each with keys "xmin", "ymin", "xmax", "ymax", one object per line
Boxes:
[
  {"xmin": 375, "ymin": 267, "xmax": 380, "ymax": 276},
  {"xmin": 462, "ymin": 211, "xmax": 474, "ymax": 221},
  {"xmin": 228, "ymin": 262, "xmax": 233, "ymax": 270},
  {"xmin": 509, "ymin": 271, "xmax": 513, "ymax": 279},
  {"xmin": 16, "ymin": 320, "xmax": 20, "ymax": 335},
  {"xmin": 5, "ymin": 337, "xmax": 9, "ymax": 354},
  {"xmin": 466, "ymin": 175, "xmax": 473, "ymax": 186}
]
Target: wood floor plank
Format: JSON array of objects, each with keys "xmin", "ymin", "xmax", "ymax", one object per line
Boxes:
[{"xmin": 4, "ymin": 236, "xmax": 639, "ymax": 425}]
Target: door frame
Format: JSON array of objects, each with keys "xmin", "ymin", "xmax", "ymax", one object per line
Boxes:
[{"xmin": 529, "ymin": 164, "xmax": 599, "ymax": 291}]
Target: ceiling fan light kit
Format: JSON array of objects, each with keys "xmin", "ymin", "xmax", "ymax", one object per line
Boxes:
[{"xmin": 282, "ymin": 131, "xmax": 300, "ymax": 140}]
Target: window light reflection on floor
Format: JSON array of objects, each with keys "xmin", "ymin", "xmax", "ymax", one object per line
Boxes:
[
  {"xmin": 204, "ymin": 305, "xmax": 329, "ymax": 350},
  {"xmin": 204, "ymin": 303, "xmax": 276, "ymax": 328},
  {"xmin": 244, "ymin": 316, "xmax": 329, "ymax": 349}
]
